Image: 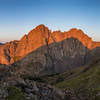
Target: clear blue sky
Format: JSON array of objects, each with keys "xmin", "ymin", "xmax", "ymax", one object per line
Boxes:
[{"xmin": 0, "ymin": 0, "xmax": 100, "ymax": 42}]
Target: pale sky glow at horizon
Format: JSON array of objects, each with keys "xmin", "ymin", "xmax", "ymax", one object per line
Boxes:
[{"xmin": 0, "ymin": 0, "xmax": 100, "ymax": 42}]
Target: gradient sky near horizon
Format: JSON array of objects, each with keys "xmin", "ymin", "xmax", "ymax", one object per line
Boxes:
[{"xmin": 0, "ymin": 0, "xmax": 100, "ymax": 42}]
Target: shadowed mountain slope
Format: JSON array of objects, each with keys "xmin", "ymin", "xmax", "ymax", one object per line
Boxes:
[{"xmin": 12, "ymin": 37, "xmax": 100, "ymax": 76}]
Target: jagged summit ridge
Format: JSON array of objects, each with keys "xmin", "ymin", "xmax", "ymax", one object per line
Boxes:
[{"xmin": 0, "ymin": 24, "xmax": 100, "ymax": 65}]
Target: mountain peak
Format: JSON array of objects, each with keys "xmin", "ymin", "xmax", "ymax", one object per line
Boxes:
[
  {"xmin": 0, "ymin": 25, "xmax": 100, "ymax": 65},
  {"xmin": 35, "ymin": 24, "xmax": 47, "ymax": 30},
  {"xmin": 69, "ymin": 28, "xmax": 78, "ymax": 31},
  {"xmin": 68, "ymin": 28, "xmax": 84, "ymax": 34}
]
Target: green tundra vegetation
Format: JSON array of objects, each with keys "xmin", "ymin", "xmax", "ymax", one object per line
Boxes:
[{"xmin": 6, "ymin": 86, "xmax": 25, "ymax": 100}]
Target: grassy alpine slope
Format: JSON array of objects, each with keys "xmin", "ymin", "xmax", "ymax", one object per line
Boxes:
[{"xmin": 55, "ymin": 58, "xmax": 100, "ymax": 100}]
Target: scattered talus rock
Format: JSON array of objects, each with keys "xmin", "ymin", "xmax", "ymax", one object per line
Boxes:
[
  {"xmin": 0, "ymin": 76, "xmax": 79, "ymax": 100},
  {"xmin": 0, "ymin": 64, "xmax": 79, "ymax": 100},
  {"xmin": 0, "ymin": 24, "xmax": 100, "ymax": 65}
]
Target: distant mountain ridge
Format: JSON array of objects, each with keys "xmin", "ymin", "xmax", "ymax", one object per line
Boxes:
[
  {"xmin": 0, "ymin": 24, "xmax": 100, "ymax": 65},
  {"xmin": 0, "ymin": 42, "xmax": 3, "ymax": 45}
]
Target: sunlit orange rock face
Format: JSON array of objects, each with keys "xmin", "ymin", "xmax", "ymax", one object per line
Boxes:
[{"xmin": 0, "ymin": 24, "xmax": 100, "ymax": 65}]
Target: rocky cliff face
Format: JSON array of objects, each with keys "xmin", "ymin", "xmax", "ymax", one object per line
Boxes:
[
  {"xmin": 14, "ymin": 37, "xmax": 100, "ymax": 76},
  {"xmin": 0, "ymin": 24, "xmax": 100, "ymax": 65}
]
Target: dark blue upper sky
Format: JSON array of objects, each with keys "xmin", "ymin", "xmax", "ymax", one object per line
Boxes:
[{"xmin": 0, "ymin": 0, "xmax": 100, "ymax": 42}]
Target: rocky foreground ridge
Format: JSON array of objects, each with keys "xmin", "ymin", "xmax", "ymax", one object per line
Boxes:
[
  {"xmin": 0, "ymin": 56, "xmax": 100, "ymax": 100},
  {"xmin": 0, "ymin": 24, "xmax": 100, "ymax": 65}
]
